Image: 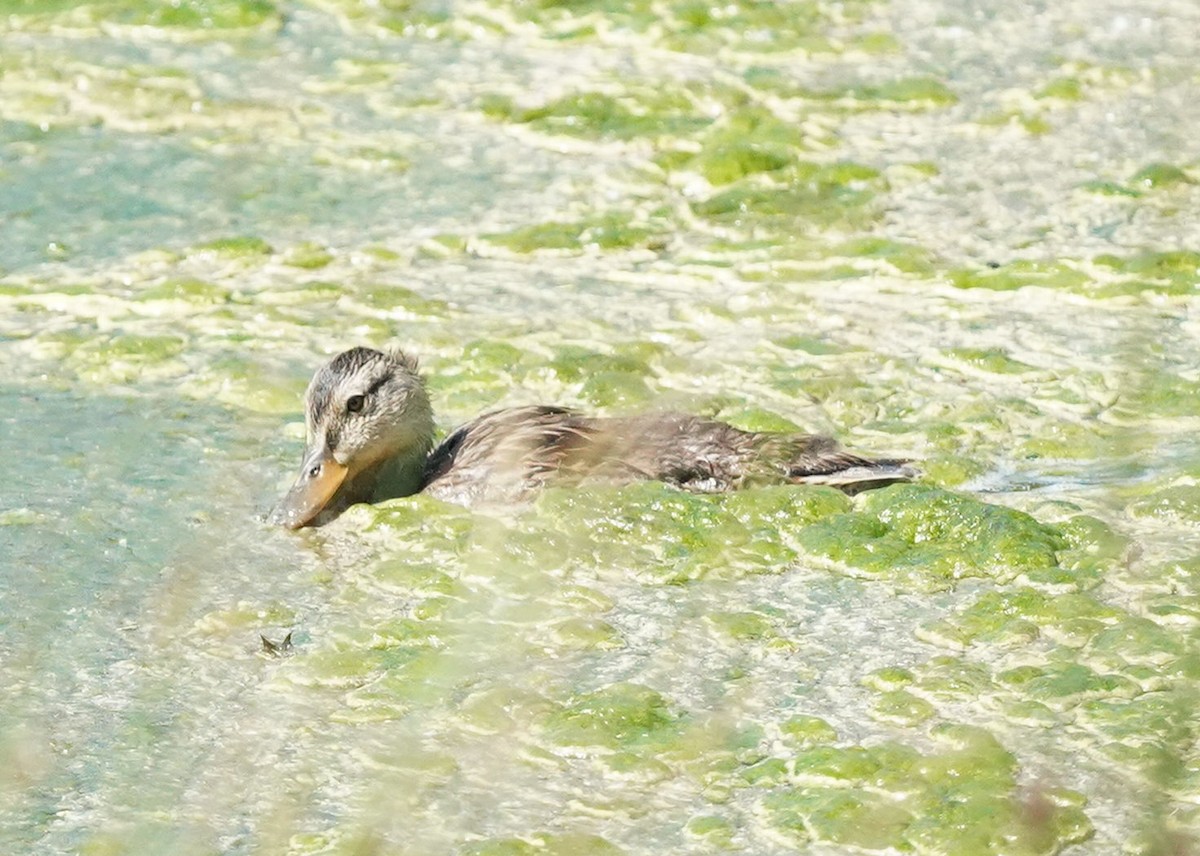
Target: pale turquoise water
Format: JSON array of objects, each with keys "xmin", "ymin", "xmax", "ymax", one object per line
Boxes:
[{"xmin": 3, "ymin": 1, "xmax": 1200, "ymax": 853}]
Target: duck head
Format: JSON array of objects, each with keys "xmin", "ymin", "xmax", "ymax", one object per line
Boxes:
[{"xmin": 271, "ymin": 347, "xmax": 434, "ymax": 529}]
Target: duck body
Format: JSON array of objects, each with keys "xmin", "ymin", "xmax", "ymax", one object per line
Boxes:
[
  {"xmin": 421, "ymin": 405, "xmax": 913, "ymax": 505},
  {"xmin": 271, "ymin": 347, "xmax": 917, "ymax": 529}
]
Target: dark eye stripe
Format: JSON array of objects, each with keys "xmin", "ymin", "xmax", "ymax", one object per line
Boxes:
[{"xmin": 365, "ymin": 372, "xmax": 391, "ymax": 396}]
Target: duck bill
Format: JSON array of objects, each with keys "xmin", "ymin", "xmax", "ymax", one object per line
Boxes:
[{"xmin": 271, "ymin": 450, "xmax": 349, "ymax": 530}]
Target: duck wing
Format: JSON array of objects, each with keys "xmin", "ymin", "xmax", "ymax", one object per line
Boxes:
[
  {"xmin": 588, "ymin": 414, "xmax": 918, "ymax": 494},
  {"xmin": 776, "ymin": 441, "xmax": 917, "ymax": 494},
  {"xmin": 420, "ymin": 408, "xmax": 916, "ymax": 504},
  {"xmin": 420, "ymin": 406, "xmax": 599, "ymax": 503}
]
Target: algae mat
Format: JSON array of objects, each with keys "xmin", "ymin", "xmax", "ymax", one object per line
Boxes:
[{"xmin": 2, "ymin": 0, "xmax": 1199, "ymax": 854}]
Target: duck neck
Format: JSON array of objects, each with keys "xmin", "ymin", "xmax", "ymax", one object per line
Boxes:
[
  {"xmin": 337, "ymin": 389, "xmax": 436, "ymax": 509},
  {"xmin": 319, "ymin": 441, "xmax": 429, "ymax": 524},
  {"xmin": 366, "ymin": 439, "xmax": 431, "ymax": 502}
]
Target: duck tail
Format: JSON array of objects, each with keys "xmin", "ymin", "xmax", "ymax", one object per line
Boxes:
[{"xmin": 788, "ymin": 454, "xmax": 919, "ymax": 495}]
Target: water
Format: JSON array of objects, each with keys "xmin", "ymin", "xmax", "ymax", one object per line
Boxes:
[{"xmin": 2, "ymin": 0, "xmax": 1199, "ymax": 853}]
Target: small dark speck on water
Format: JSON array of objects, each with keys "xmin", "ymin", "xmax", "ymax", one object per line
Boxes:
[{"xmin": 260, "ymin": 631, "xmax": 294, "ymax": 657}]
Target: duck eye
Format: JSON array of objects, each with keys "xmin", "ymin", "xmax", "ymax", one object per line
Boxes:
[{"xmin": 346, "ymin": 394, "xmax": 365, "ymax": 413}]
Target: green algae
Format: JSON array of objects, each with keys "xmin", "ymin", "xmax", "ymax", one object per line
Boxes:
[
  {"xmin": 784, "ymin": 75, "xmax": 956, "ymax": 107},
  {"xmin": 282, "ymin": 242, "xmax": 334, "ymax": 270},
  {"xmin": 503, "ymin": 0, "xmax": 657, "ymax": 34},
  {"xmin": 762, "ymin": 724, "xmax": 1091, "ymax": 852},
  {"xmin": 738, "ymin": 756, "xmax": 787, "ymax": 786},
  {"xmin": 1037, "ymin": 76, "xmax": 1085, "ymax": 101},
  {"xmin": 501, "ymin": 0, "xmax": 867, "ymax": 55},
  {"xmin": 604, "ymin": 750, "xmax": 673, "ymax": 783},
  {"xmin": 367, "ymin": 559, "xmax": 462, "ymax": 598},
  {"xmin": 780, "ymin": 715, "xmax": 838, "ymax": 749},
  {"xmin": 1023, "ymin": 664, "xmax": 1141, "ymax": 710},
  {"xmin": 480, "ymin": 90, "xmax": 708, "ymax": 141},
  {"xmin": 1080, "ymin": 179, "xmax": 1142, "ymax": 198},
  {"xmin": 792, "ymin": 744, "xmax": 883, "ymax": 784},
  {"xmin": 81, "ymin": 333, "xmax": 185, "ymax": 362},
  {"xmin": 691, "ymin": 161, "xmax": 884, "ymax": 232},
  {"xmin": 417, "ymin": 233, "xmax": 469, "ymax": 259},
  {"xmin": 794, "ymin": 485, "xmax": 1064, "ymax": 591},
  {"xmin": 765, "ymin": 787, "xmax": 912, "ymax": 849},
  {"xmin": 459, "ymin": 837, "xmax": 538, "ymax": 856},
  {"xmin": 3, "ymin": 0, "xmax": 281, "ymax": 32},
  {"xmin": 949, "ymin": 259, "xmax": 1090, "ymax": 292},
  {"xmin": 580, "ymin": 371, "xmax": 653, "ymax": 407},
  {"xmin": 705, "ymin": 611, "xmax": 776, "ymax": 642},
  {"xmin": 192, "ymin": 235, "xmax": 273, "ymax": 257},
  {"xmin": 555, "ymin": 584, "xmax": 615, "ymax": 615},
  {"xmin": 1095, "ymin": 249, "xmax": 1200, "ymax": 287},
  {"xmin": 193, "ymin": 600, "xmax": 295, "ymax": 634},
  {"xmin": 459, "ymin": 339, "xmax": 528, "ymax": 374},
  {"xmin": 309, "ymin": 0, "xmax": 452, "ymax": 36},
  {"xmin": 543, "ymin": 683, "xmax": 682, "ymax": 750},
  {"xmin": 910, "ymin": 656, "xmax": 994, "ymax": 700},
  {"xmin": 869, "ymin": 690, "xmax": 935, "ymax": 726},
  {"xmin": 482, "ymin": 215, "xmax": 666, "ymax": 254},
  {"xmin": 770, "ymin": 333, "xmax": 846, "ymax": 355},
  {"xmin": 1016, "ymin": 420, "xmax": 1129, "ymax": 463},
  {"xmin": 66, "ymin": 333, "xmax": 188, "ymax": 383},
  {"xmin": 925, "ymin": 587, "xmax": 1122, "ymax": 649},
  {"xmin": 1087, "ymin": 618, "xmax": 1187, "ymax": 670},
  {"xmin": 978, "ymin": 108, "xmax": 1054, "ymax": 135},
  {"xmin": 946, "ymin": 347, "xmax": 1036, "ymax": 375},
  {"xmin": 548, "ymin": 346, "xmax": 652, "ymax": 384},
  {"xmin": 721, "ymin": 485, "xmax": 851, "ymax": 529},
  {"xmin": 282, "ymin": 646, "xmax": 390, "ymax": 689},
  {"xmin": 461, "ymin": 834, "xmax": 625, "ymax": 856},
  {"xmin": 549, "ymin": 617, "xmax": 624, "ymax": 650},
  {"xmin": 1130, "ymin": 163, "xmax": 1195, "ymax": 189},
  {"xmin": 2, "ymin": 0, "xmax": 1195, "ymax": 850},
  {"xmin": 456, "ymin": 687, "xmax": 559, "ymax": 736},
  {"xmin": 918, "ymin": 452, "xmax": 987, "ymax": 488},
  {"xmin": 134, "ymin": 278, "xmax": 230, "ymax": 304},
  {"xmin": 1076, "ymin": 694, "xmax": 1195, "ymax": 757},
  {"xmin": 847, "ymin": 76, "xmax": 957, "ymax": 106},
  {"xmin": 1116, "ymin": 370, "xmax": 1200, "ymax": 420},
  {"xmin": 364, "ymin": 493, "xmax": 477, "ymax": 544},
  {"xmin": 831, "ymin": 236, "xmax": 938, "ymax": 274},
  {"xmin": 662, "ymin": 0, "xmax": 832, "ymax": 55},
  {"xmin": 863, "ymin": 666, "xmax": 915, "ymax": 692},
  {"xmin": 480, "ymin": 219, "xmax": 582, "ymax": 254},
  {"xmin": 179, "ymin": 355, "xmax": 309, "ymax": 413},
  {"xmin": 352, "ymin": 283, "xmax": 451, "ymax": 315},
  {"xmin": 1058, "ymin": 514, "xmax": 1131, "ymax": 573},
  {"xmin": 685, "ymin": 815, "xmax": 735, "ymax": 848},
  {"xmin": 718, "ymin": 407, "xmax": 801, "ymax": 433},
  {"xmin": 525, "ymin": 481, "xmax": 852, "ymax": 584},
  {"xmin": 139, "ymin": 0, "xmax": 278, "ymax": 29},
  {"xmin": 656, "ymin": 106, "xmax": 807, "ymax": 184},
  {"xmin": 683, "ymin": 141, "xmax": 794, "ymax": 186},
  {"xmin": 1128, "ymin": 485, "xmax": 1200, "ymax": 523}
]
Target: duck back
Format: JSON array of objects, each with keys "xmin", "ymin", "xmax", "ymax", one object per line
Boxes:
[{"xmin": 420, "ymin": 407, "xmax": 915, "ymax": 504}]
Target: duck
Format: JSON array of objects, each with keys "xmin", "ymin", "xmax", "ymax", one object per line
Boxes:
[{"xmin": 270, "ymin": 346, "xmax": 918, "ymax": 529}]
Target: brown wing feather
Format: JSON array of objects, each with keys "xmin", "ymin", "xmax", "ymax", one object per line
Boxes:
[
  {"xmin": 421, "ymin": 406, "xmax": 598, "ymax": 503},
  {"xmin": 421, "ymin": 408, "xmax": 915, "ymax": 503}
]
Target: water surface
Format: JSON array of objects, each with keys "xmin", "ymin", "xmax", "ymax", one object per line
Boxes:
[{"xmin": 3, "ymin": 0, "xmax": 1200, "ymax": 853}]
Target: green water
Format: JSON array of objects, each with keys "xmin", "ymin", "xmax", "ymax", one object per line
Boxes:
[{"xmin": 3, "ymin": 0, "xmax": 1200, "ymax": 853}]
